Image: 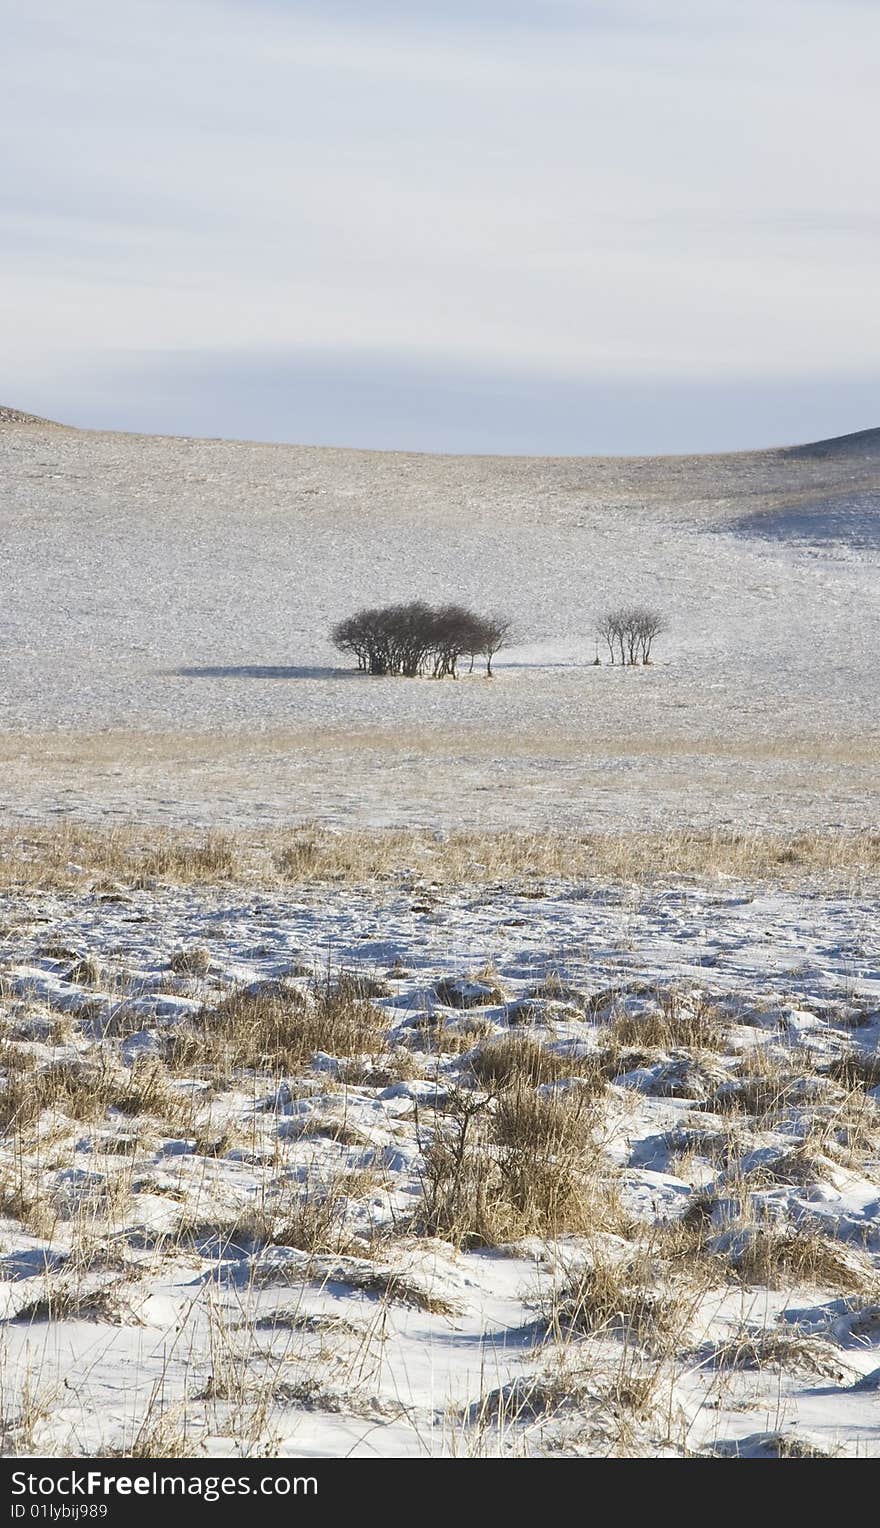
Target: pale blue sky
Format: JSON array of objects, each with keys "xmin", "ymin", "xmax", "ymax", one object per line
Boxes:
[{"xmin": 3, "ymin": 0, "xmax": 878, "ymax": 452}]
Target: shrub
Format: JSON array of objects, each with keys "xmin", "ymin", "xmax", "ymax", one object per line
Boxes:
[{"xmin": 331, "ymin": 602, "xmax": 511, "ymax": 678}]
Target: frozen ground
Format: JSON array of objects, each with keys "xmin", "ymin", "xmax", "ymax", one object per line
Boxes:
[
  {"xmin": 0, "ymin": 413, "xmax": 877, "ymax": 830},
  {"xmin": 2, "ymin": 869, "xmax": 880, "ymax": 1458}
]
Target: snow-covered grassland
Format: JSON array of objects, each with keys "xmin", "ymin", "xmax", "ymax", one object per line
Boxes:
[
  {"xmin": 0, "ymin": 415, "xmax": 879, "ymax": 1458},
  {"xmin": 0, "ymin": 415, "xmax": 877, "ymax": 828}
]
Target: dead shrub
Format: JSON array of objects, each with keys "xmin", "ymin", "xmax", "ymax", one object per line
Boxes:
[{"xmin": 414, "ymin": 1085, "xmax": 617, "ymax": 1248}]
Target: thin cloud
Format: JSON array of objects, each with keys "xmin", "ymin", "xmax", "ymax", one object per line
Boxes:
[{"xmin": 2, "ymin": 0, "xmax": 878, "ymax": 449}]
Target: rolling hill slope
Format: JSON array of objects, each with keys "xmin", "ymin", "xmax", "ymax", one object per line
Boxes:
[{"xmin": 0, "ymin": 410, "xmax": 877, "ymax": 830}]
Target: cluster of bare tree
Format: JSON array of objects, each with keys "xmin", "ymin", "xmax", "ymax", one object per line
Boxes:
[
  {"xmin": 596, "ymin": 605, "xmax": 666, "ymax": 665},
  {"xmin": 332, "ymin": 602, "xmax": 511, "ymax": 678}
]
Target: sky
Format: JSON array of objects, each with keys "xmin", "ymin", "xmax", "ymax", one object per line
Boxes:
[{"xmin": 3, "ymin": 0, "xmax": 879, "ymax": 454}]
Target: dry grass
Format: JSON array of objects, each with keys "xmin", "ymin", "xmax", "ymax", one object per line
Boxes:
[
  {"xmin": 168, "ymin": 945, "xmax": 213, "ymax": 976},
  {"xmin": 492, "ymin": 1083, "xmax": 596, "ymax": 1153},
  {"xmin": 702, "ymin": 1048, "xmax": 819, "ymax": 1122},
  {"xmin": 0, "ymin": 1054, "xmax": 188, "ymax": 1133},
  {"xmin": 469, "ymin": 1034, "xmax": 605, "ymax": 1092},
  {"xmin": 0, "ymin": 824, "xmax": 241, "ymax": 888},
  {"xmin": 270, "ymin": 1168, "xmax": 380, "ymax": 1257},
  {"xmin": 726, "ymin": 1228, "xmax": 870, "ymax": 1292},
  {"xmin": 248, "ymin": 1251, "xmax": 460, "ymax": 1315},
  {"xmin": 118, "ymin": 1406, "xmax": 206, "ymax": 1459},
  {"xmin": 463, "ymin": 1357, "xmax": 662, "ymax": 1434},
  {"xmin": 337, "ymin": 1047, "xmax": 421, "ymax": 1088},
  {"xmin": 544, "ymin": 1251, "xmax": 683, "ymax": 1349},
  {"xmin": 66, "ymin": 954, "xmax": 103, "ymax": 986},
  {"xmin": 703, "ymin": 1431, "xmax": 841, "ymax": 1460},
  {"xmin": 827, "ymin": 1053, "xmax": 880, "ymax": 1092},
  {"xmin": 415, "ymin": 1082, "xmax": 620, "ymax": 1248},
  {"xmin": 677, "ymin": 1189, "xmax": 872, "ymax": 1293},
  {"xmin": 0, "ymin": 1367, "xmax": 58, "ymax": 1456},
  {"xmin": 599, "ymin": 990, "xmax": 725, "ymax": 1051},
  {"xmin": 323, "ymin": 1263, "xmax": 459, "ymax": 1316},
  {"xmin": 290, "ymin": 1113, "xmax": 374, "ymax": 1147},
  {"xmin": 1, "ymin": 816, "xmax": 877, "ymax": 1458},
  {"xmin": 168, "ymin": 979, "xmax": 388, "ymax": 1076},
  {"xmin": 435, "ymin": 970, "xmax": 506, "ymax": 1008},
  {"xmin": 9, "ymin": 1281, "xmax": 143, "ymax": 1327},
  {"xmin": 693, "ymin": 1327, "xmax": 850, "ymax": 1379},
  {"xmin": 0, "ymin": 822, "xmax": 878, "ymax": 891}
]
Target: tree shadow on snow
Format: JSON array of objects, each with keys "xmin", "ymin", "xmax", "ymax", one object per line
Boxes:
[{"xmin": 174, "ymin": 664, "xmax": 360, "ymax": 681}]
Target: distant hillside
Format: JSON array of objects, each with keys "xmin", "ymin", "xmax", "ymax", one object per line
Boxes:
[
  {"xmin": 0, "ymin": 401, "xmax": 877, "ymax": 461},
  {"xmin": 784, "ymin": 426, "xmax": 880, "ymax": 460},
  {"xmin": 0, "ymin": 394, "xmax": 876, "ymax": 833},
  {"xmin": 0, "ymin": 404, "xmax": 62, "ymax": 426}
]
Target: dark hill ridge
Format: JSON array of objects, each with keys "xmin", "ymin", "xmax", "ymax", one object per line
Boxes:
[{"xmin": 783, "ymin": 426, "xmax": 880, "ymax": 460}]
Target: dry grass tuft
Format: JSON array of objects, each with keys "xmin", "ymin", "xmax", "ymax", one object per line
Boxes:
[
  {"xmin": 600, "ymin": 990, "xmax": 724, "ymax": 1052},
  {"xmin": 115, "ymin": 1402, "xmax": 206, "ymax": 1459},
  {"xmin": 169, "ymin": 946, "xmax": 213, "ymax": 976},
  {"xmin": 435, "ymin": 970, "xmax": 506, "ymax": 1008},
  {"xmin": 9, "ymin": 1282, "xmax": 143, "ymax": 1327},
  {"xmin": 694, "ymin": 1327, "xmax": 850, "ymax": 1379},
  {"xmin": 827, "ymin": 1052, "xmax": 880, "ymax": 1092},
  {"xmin": 270, "ymin": 1168, "xmax": 379, "ymax": 1256},
  {"xmin": 677, "ymin": 1190, "xmax": 870, "ymax": 1293},
  {"xmin": 703, "ymin": 1431, "xmax": 841, "ymax": 1460},
  {"xmin": 725, "ymin": 1228, "xmax": 868, "ymax": 1292},
  {"xmin": 168, "ymin": 979, "xmax": 388, "ymax": 1076},
  {"xmin": 702, "ymin": 1051, "xmax": 817, "ymax": 1121},
  {"xmin": 469, "ymin": 1034, "xmax": 604, "ymax": 1093},
  {"xmin": 66, "ymin": 955, "xmax": 103, "ymax": 987},
  {"xmin": 544, "ymin": 1252, "xmax": 683, "ymax": 1348},
  {"xmin": 0, "ymin": 1055, "xmax": 186, "ymax": 1133}
]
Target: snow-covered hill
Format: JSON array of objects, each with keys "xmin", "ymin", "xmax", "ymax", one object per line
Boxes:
[{"xmin": 0, "ymin": 414, "xmax": 877, "ymax": 830}]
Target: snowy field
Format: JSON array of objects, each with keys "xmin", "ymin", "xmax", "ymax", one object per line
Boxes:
[
  {"xmin": 1, "ymin": 413, "xmax": 879, "ymax": 1459},
  {"xmin": 2, "ymin": 865, "xmax": 880, "ymax": 1458},
  {"xmin": 0, "ymin": 413, "xmax": 877, "ymax": 830}
]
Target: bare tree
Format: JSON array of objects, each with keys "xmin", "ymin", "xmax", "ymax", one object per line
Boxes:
[
  {"xmin": 331, "ymin": 610, "xmax": 378, "ymax": 672},
  {"xmin": 596, "ymin": 611, "xmax": 621, "ymax": 665},
  {"xmin": 478, "ymin": 615, "xmax": 512, "ymax": 677},
  {"xmin": 385, "ymin": 601, "xmax": 436, "ymax": 677},
  {"xmin": 597, "ymin": 605, "xmax": 666, "ymax": 666},
  {"xmin": 632, "ymin": 606, "xmax": 666, "ymax": 664}
]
